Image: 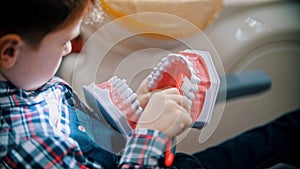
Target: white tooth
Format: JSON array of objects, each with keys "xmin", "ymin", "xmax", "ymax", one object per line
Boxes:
[
  {"xmin": 136, "ymin": 107, "xmax": 143, "ymax": 117},
  {"xmin": 161, "ymin": 56, "xmax": 168, "ymax": 63},
  {"xmin": 146, "ymin": 76, "xmax": 156, "ymax": 88},
  {"xmin": 111, "ymin": 77, "xmax": 121, "ymax": 86},
  {"xmin": 147, "ymin": 75, "xmax": 155, "ymax": 83},
  {"xmin": 152, "ymin": 72, "xmax": 162, "ymax": 82},
  {"xmin": 178, "ymin": 55, "xmax": 186, "ymax": 63},
  {"xmin": 162, "ymin": 57, "xmax": 170, "ymax": 68},
  {"xmin": 118, "ymin": 84, "xmax": 129, "ymax": 97},
  {"xmin": 121, "ymin": 88, "xmax": 133, "ymax": 99},
  {"xmin": 115, "ymin": 79, "xmax": 126, "ymax": 88},
  {"xmin": 126, "ymin": 93, "xmax": 137, "ymax": 104},
  {"xmin": 147, "ymin": 75, "xmax": 153, "ymax": 82},
  {"xmin": 155, "ymin": 73, "xmax": 162, "ymax": 82},
  {"xmin": 108, "ymin": 76, "xmax": 117, "ymax": 83},
  {"xmin": 168, "ymin": 54, "xmax": 176, "ymax": 63},
  {"xmin": 181, "ymin": 85, "xmax": 189, "ymax": 94},
  {"xmin": 187, "ymin": 92, "xmax": 195, "ymax": 100},
  {"xmin": 156, "ymin": 62, "xmax": 162, "ymax": 69},
  {"xmin": 182, "ymin": 91, "xmax": 189, "ymax": 98},
  {"xmin": 186, "ymin": 60, "xmax": 194, "ymax": 68},
  {"xmin": 153, "ymin": 67, "xmax": 161, "ymax": 76},
  {"xmin": 181, "ymin": 77, "xmax": 192, "ymax": 93},
  {"xmin": 190, "ymin": 84, "xmax": 198, "ymax": 92},
  {"xmin": 158, "ymin": 65, "xmax": 165, "ymax": 71},
  {"xmin": 180, "ymin": 58, "xmax": 186, "ymax": 64},
  {"xmin": 190, "ymin": 68, "xmax": 196, "ymax": 76},
  {"xmin": 191, "ymin": 75, "xmax": 201, "ymax": 84},
  {"xmin": 152, "ymin": 69, "xmax": 160, "ymax": 77},
  {"xmin": 131, "ymin": 100, "xmax": 140, "ymax": 111},
  {"xmin": 117, "ymin": 82, "xmax": 127, "ymax": 90},
  {"xmin": 153, "ymin": 66, "xmax": 159, "ymax": 73},
  {"xmin": 146, "ymin": 80, "xmax": 152, "ymax": 86},
  {"xmin": 173, "ymin": 53, "xmax": 181, "ymax": 58},
  {"xmin": 157, "ymin": 59, "xmax": 168, "ymax": 71},
  {"xmin": 147, "ymin": 81, "xmax": 156, "ymax": 88},
  {"xmin": 175, "ymin": 55, "xmax": 181, "ymax": 61},
  {"xmin": 149, "ymin": 67, "xmax": 156, "ymax": 76}
]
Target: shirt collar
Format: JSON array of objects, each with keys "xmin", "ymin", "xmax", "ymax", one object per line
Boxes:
[{"xmin": 0, "ymin": 77, "xmax": 74, "ymax": 108}]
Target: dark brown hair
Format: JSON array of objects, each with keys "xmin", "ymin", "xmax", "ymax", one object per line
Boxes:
[{"xmin": 0, "ymin": 0, "xmax": 94, "ymax": 48}]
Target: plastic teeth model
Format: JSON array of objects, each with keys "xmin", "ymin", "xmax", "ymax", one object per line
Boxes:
[
  {"xmin": 83, "ymin": 76, "xmax": 143, "ymax": 135},
  {"xmin": 147, "ymin": 49, "xmax": 220, "ymax": 129},
  {"xmin": 101, "ymin": 76, "xmax": 143, "ymax": 125}
]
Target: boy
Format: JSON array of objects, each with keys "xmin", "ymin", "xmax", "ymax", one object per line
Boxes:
[{"xmin": 0, "ymin": 0, "xmax": 192, "ymax": 168}]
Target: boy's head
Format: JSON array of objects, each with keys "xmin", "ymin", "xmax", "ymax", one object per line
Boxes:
[{"xmin": 0, "ymin": 0, "xmax": 96, "ymax": 90}]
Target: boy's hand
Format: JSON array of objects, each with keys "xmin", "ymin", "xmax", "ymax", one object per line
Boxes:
[
  {"xmin": 136, "ymin": 87, "xmax": 192, "ymax": 138},
  {"xmin": 136, "ymin": 78, "xmax": 151, "ymax": 109},
  {"xmin": 136, "ymin": 78, "xmax": 173, "ymax": 109}
]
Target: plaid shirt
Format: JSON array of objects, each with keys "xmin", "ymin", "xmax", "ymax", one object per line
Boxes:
[{"xmin": 0, "ymin": 77, "xmax": 169, "ymax": 169}]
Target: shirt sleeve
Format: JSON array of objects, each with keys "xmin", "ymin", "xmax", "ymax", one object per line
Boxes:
[
  {"xmin": 1, "ymin": 112, "xmax": 169, "ymax": 169},
  {"xmin": 119, "ymin": 128, "xmax": 169, "ymax": 169},
  {"xmin": 0, "ymin": 115, "xmax": 102, "ymax": 169}
]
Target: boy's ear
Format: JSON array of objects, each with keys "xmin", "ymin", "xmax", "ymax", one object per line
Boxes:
[{"xmin": 0, "ymin": 34, "xmax": 22, "ymax": 68}]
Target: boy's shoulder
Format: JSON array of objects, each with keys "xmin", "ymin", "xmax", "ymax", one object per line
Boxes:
[
  {"xmin": 0, "ymin": 76, "xmax": 74, "ymax": 108},
  {"xmin": 45, "ymin": 76, "xmax": 73, "ymax": 91}
]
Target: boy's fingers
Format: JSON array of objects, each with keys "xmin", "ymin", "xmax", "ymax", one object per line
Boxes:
[
  {"xmin": 167, "ymin": 94, "xmax": 191, "ymax": 113},
  {"xmin": 165, "ymin": 105, "xmax": 193, "ymax": 137},
  {"xmin": 161, "ymin": 87, "xmax": 181, "ymax": 95},
  {"xmin": 151, "ymin": 88, "xmax": 191, "ymax": 112}
]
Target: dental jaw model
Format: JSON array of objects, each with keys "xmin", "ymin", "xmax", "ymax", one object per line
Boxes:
[
  {"xmin": 147, "ymin": 49, "xmax": 220, "ymax": 129},
  {"xmin": 83, "ymin": 49, "xmax": 220, "ymax": 136},
  {"xmin": 83, "ymin": 76, "xmax": 143, "ymax": 136},
  {"xmin": 82, "ymin": 49, "xmax": 220, "ymax": 167}
]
